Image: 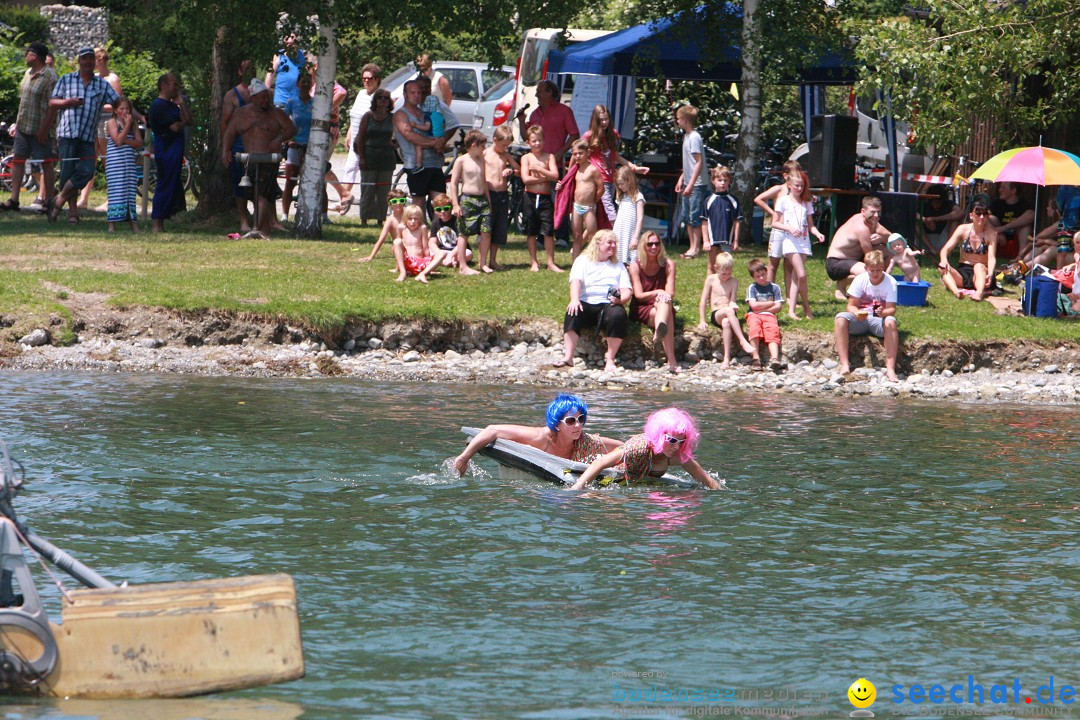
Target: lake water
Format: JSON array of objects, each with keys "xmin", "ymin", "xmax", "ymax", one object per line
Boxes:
[{"xmin": 1, "ymin": 372, "xmax": 1078, "ymax": 720}]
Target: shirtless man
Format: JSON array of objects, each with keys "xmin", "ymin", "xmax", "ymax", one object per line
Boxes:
[
  {"xmin": 568, "ymin": 138, "xmax": 603, "ymax": 260},
  {"xmin": 220, "ymin": 58, "xmax": 253, "ymax": 232},
  {"xmin": 221, "ymin": 78, "xmax": 296, "ymax": 236},
  {"xmin": 449, "ymin": 130, "xmax": 492, "ymax": 272},
  {"xmin": 824, "ymin": 196, "xmax": 891, "ymax": 300}
]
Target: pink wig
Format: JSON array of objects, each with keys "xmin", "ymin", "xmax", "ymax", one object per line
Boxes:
[{"xmin": 642, "ymin": 407, "xmax": 700, "ymax": 463}]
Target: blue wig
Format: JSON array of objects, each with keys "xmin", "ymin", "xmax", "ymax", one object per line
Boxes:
[{"xmin": 545, "ymin": 393, "xmax": 588, "ymax": 431}]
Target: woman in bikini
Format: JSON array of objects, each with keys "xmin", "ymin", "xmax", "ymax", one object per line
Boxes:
[
  {"xmin": 452, "ymin": 394, "xmax": 621, "ymax": 475},
  {"xmin": 569, "ymin": 407, "xmax": 722, "ymax": 490},
  {"xmin": 938, "ymin": 200, "xmax": 998, "ymax": 301}
]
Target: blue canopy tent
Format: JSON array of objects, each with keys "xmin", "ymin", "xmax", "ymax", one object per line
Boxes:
[
  {"xmin": 546, "ymin": 12, "xmax": 856, "ymax": 85},
  {"xmin": 544, "ymin": 11, "xmax": 890, "ymax": 184}
]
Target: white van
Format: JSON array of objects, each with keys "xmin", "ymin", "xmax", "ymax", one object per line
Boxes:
[
  {"xmin": 512, "ymin": 27, "xmax": 614, "ymax": 133},
  {"xmin": 384, "ymin": 61, "xmax": 514, "ymax": 128}
]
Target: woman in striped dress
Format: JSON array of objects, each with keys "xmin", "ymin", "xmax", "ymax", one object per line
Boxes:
[{"xmin": 105, "ymin": 97, "xmax": 142, "ymax": 231}]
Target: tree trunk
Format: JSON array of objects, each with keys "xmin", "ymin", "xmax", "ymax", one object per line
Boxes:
[
  {"xmin": 294, "ymin": 18, "xmax": 336, "ymax": 238},
  {"xmin": 734, "ymin": 0, "xmax": 763, "ymax": 250},
  {"xmin": 196, "ymin": 26, "xmax": 237, "ymax": 217}
]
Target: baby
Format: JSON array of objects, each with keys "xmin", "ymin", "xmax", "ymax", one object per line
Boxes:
[
  {"xmin": 885, "ymin": 233, "xmax": 923, "ymax": 283},
  {"xmin": 409, "ymin": 94, "xmax": 445, "ymax": 167}
]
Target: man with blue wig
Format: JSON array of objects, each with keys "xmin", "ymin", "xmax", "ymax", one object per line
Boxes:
[{"xmin": 453, "ymin": 394, "xmax": 621, "ymax": 475}]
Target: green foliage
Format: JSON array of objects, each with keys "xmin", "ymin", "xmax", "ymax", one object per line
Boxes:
[
  {"xmin": 108, "ymin": 43, "xmax": 168, "ymax": 115},
  {"xmin": 0, "ymin": 6, "xmax": 49, "ymax": 44},
  {"xmin": 0, "ymin": 41, "xmax": 25, "ymax": 122},
  {"xmin": 570, "ymin": 0, "xmax": 643, "ymax": 30},
  {"xmin": 850, "ymin": 0, "xmax": 1080, "ymax": 150}
]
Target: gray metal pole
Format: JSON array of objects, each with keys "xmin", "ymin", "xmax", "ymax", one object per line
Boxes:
[{"xmin": 24, "ymin": 531, "xmax": 116, "ymax": 589}]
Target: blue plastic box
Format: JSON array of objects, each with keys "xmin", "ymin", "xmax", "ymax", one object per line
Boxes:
[
  {"xmin": 892, "ymin": 275, "xmax": 932, "ymax": 306},
  {"xmin": 1023, "ymin": 275, "xmax": 1061, "ymax": 317}
]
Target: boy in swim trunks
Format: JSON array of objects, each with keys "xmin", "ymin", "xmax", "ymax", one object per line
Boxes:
[
  {"xmin": 484, "ymin": 125, "xmax": 518, "ymax": 271},
  {"xmin": 431, "ymin": 192, "xmax": 475, "ymax": 272},
  {"xmin": 698, "ymin": 252, "xmax": 756, "ymax": 369},
  {"xmin": 568, "ymin": 138, "xmax": 603, "ymax": 261},
  {"xmin": 449, "ymin": 129, "xmax": 490, "ymax": 274},
  {"xmin": 393, "ymin": 204, "xmax": 446, "ymax": 283},
  {"xmin": 521, "ymin": 125, "xmax": 560, "ymax": 272}
]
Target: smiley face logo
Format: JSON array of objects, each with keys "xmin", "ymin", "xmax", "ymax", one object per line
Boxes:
[{"xmin": 848, "ymin": 678, "xmax": 877, "ymax": 709}]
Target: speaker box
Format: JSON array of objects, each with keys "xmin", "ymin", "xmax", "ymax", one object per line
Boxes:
[
  {"xmin": 808, "ymin": 115, "xmax": 858, "ymax": 189},
  {"xmin": 876, "ymin": 191, "xmax": 919, "ymax": 245}
]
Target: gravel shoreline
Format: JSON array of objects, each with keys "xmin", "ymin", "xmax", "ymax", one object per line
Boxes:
[{"xmin": 6, "ymin": 330, "xmax": 1079, "ymax": 406}]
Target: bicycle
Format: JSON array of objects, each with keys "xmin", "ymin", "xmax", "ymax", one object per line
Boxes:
[{"xmin": 0, "ymin": 121, "xmax": 40, "ymax": 195}]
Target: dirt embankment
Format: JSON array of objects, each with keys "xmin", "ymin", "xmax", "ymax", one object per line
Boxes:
[{"xmin": 1, "ymin": 289, "xmax": 1076, "ymax": 376}]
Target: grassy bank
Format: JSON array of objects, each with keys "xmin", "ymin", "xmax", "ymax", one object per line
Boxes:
[{"xmin": 0, "ymin": 212, "xmax": 1076, "ymax": 343}]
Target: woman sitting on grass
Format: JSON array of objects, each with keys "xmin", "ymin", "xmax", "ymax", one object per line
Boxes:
[
  {"xmin": 555, "ymin": 229, "xmax": 632, "ymax": 373},
  {"xmin": 569, "ymin": 407, "xmax": 722, "ymax": 490},
  {"xmin": 453, "ymin": 394, "xmax": 621, "ymax": 475},
  {"xmin": 937, "ymin": 200, "xmax": 998, "ymax": 302}
]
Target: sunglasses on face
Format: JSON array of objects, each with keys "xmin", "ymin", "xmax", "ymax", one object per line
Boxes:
[
  {"xmin": 388, "ymin": 197, "xmax": 408, "ymax": 205},
  {"xmin": 433, "ymin": 205, "xmax": 452, "ymax": 212},
  {"xmin": 562, "ymin": 415, "xmax": 586, "ymax": 426},
  {"xmin": 663, "ymin": 434, "xmax": 686, "ymax": 446},
  {"xmin": 646, "ymin": 241, "xmax": 662, "ymax": 248},
  {"xmin": 972, "ymin": 208, "xmax": 989, "ymax": 216},
  {"xmin": 362, "ymin": 76, "xmax": 376, "ymax": 82}
]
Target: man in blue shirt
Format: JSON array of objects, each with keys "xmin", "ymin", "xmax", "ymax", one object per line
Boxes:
[
  {"xmin": 47, "ymin": 46, "xmax": 119, "ymax": 223},
  {"xmin": 148, "ymin": 72, "xmax": 191, "ymax": 232},
  {"xmin": 266, "ymin": 33, "xmax": 306, "ymax": 109}
]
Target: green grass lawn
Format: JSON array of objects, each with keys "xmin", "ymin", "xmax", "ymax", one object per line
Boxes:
[{"xmin": 0, "ymin": 210, "xmax": 1075, "ymax": 343}]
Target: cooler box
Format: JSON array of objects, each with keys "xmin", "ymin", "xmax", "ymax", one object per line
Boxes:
[
  {"xmin": 893, "ymin": 275, "xmax": 932, "ymax": 306},
  {"xmin": 1023, "ymin": 275, "xmax": 1061, "ymax": 317},
  {"xmin": 998, "ymin": 233, "xmax": 1019, "ymax": 260}
]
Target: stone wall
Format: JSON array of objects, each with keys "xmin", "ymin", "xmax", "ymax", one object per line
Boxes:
[{"xmin": 38, "ymin": 5, "xmax": 109, "ymax": 61}]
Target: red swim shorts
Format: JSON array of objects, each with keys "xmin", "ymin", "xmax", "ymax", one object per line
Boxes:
[
  {"xmin": 403, "ymin": 254, "xmax": 433, "ymax": 276},
  {"xmin": 746, "ymin": 312, "xmax": 781, "ymax": 344}
]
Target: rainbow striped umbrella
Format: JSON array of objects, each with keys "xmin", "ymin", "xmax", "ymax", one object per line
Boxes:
[{"xmin": 969, "ymin": 146, "xmax": 1080, "ymax": 186}]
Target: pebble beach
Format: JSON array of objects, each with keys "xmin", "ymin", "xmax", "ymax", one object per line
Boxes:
[{"xmin": 6, "ymin": 323, "xmax": 1079, "ymax": 406}]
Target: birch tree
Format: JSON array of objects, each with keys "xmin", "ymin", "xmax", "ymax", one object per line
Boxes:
[{"xmin": 293, "ymin": 17, "xmax": 336, "ymax": 238}]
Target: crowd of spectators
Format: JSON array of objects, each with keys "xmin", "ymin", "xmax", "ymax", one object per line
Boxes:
[{"xmin": 3, "ymin": 37, "xmax": 1078, "ymax": 373}]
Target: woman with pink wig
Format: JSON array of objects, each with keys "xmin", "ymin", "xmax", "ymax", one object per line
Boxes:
[{"xmin": 569, "ymin": 408, "xmax": 721, "ymax": 490}]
